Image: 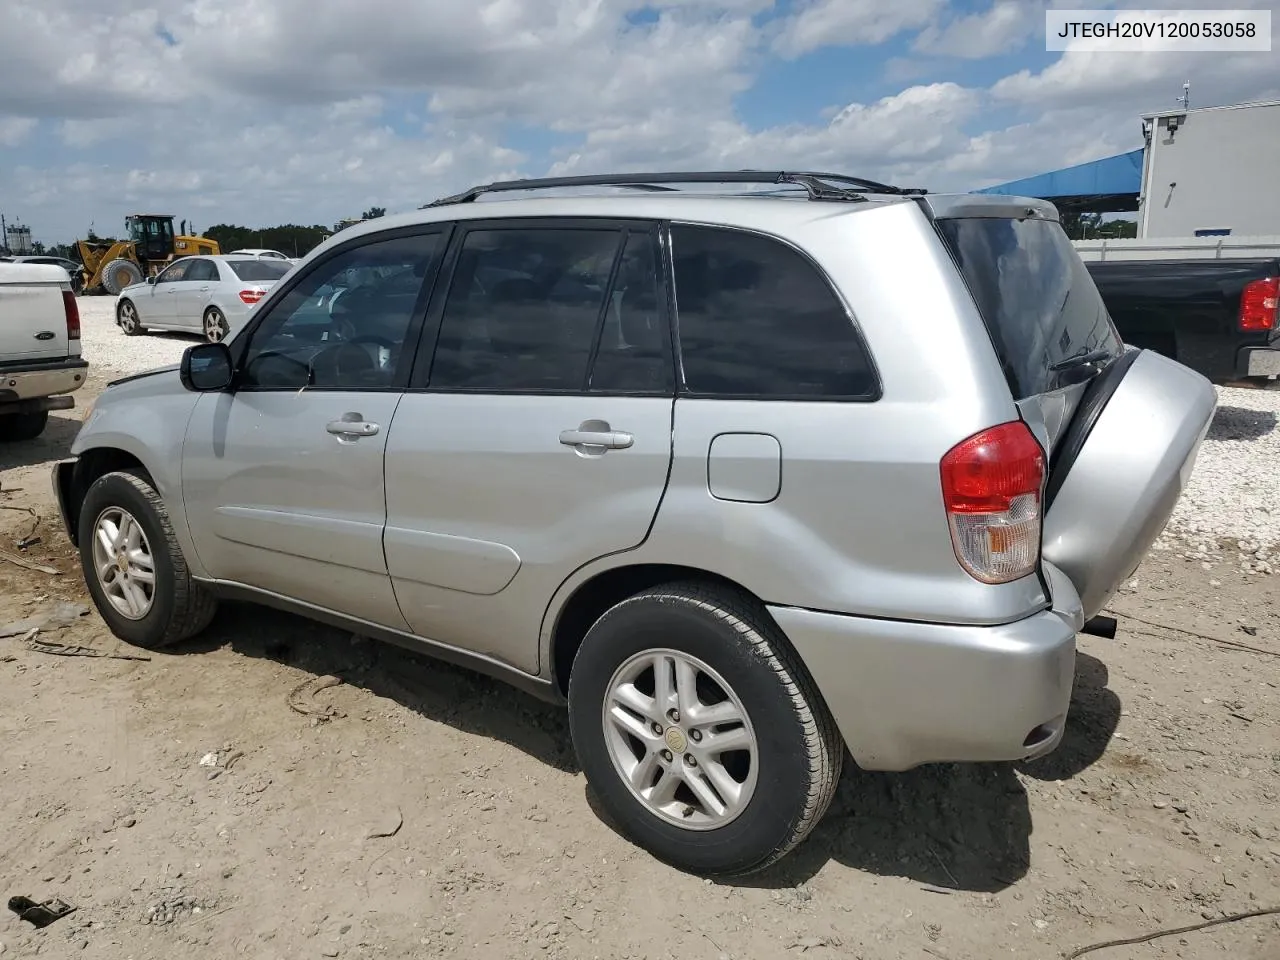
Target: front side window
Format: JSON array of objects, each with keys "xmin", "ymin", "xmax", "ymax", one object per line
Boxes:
[
  {"xmin": 156, "ymin": 260, "xmax": 191, "ymax": 284},
  {"xmin": 671, "ymin": 225, "xmax": 876, "ymax": 399},
  {"xmin": 428, "ymin": 227, "xmax": 624, "ymax": 392},
  {"xmin": 240, "ymin": 232, "xmax": 443, "ymax": 390}
]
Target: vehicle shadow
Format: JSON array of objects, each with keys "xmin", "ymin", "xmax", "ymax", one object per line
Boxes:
[
  {"xmin": 177, "ymin": 605, "xmax": 1122, "ymax": 892},
  {"xmin": 0, "ymin": 413, "xmax": 81, "ymax": 470},
  {"xmin": 1208, "ymin": 405, "xmax": 1276, "ymax": 441},
  {"xmin": 175, "ymin": 602, "xmax": 578, "ymax": 774}
]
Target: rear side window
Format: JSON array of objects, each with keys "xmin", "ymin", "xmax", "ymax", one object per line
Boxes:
[
  {"xmin": 670, "ymin": 225, "xmax": 876, "ymax": 399},
  {"xmin": 936, "ymin": 217, "xmax": 1122, "ymax": 399},
  {"xmin": 228, "ymin": 259, "xmax": 292, "ymax": 281}
]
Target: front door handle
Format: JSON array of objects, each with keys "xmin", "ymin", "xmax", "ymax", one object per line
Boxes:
[
  {"xmin": 326, "ymin": 413, "xmax": 380, "ymax": 441},
  {"xmin": 559, "ymin": 420, "xmax": 634, "ymax": 451}
]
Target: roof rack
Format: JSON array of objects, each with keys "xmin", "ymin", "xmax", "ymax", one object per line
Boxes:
[{"xmin": 423, "ymin": 170, "xmax": 927, "ymax": 208}]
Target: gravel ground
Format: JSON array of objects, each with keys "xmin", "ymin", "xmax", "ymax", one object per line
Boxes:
[
  {"xmin": 77, "ymin": 294, "xmax": 197, "ymax": 376},
  {"xmin": 76, "ymin": 294, "xmax": 1280, "ymax": 564}
]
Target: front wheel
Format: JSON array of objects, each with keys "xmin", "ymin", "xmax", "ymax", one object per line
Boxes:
[
  {"xmin": 117, "ymin": 300, "xmax": 142, "ymax": 336},
  {"xmin": 77, "ymin": 469, "xmax": 217, "ymax": 649},
  {"xmin": 568, "ymin": 583, "xmax": 842, "ymax": 877}
]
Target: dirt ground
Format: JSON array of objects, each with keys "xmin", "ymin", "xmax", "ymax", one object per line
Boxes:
[{"xmin": 1, "ymin": 373, "xmax": 1278, "ymax": 960}]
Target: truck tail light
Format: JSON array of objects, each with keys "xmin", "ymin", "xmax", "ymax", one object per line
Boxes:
[
  {"xmin": 239, "ymin": 289, "xmax": 266, "ymax": 305},
  {"xmin": 63, "ymin": 290, "xmax": 81, "ymax": 340},
  {"xmin": 1239, "ymin": 277, "xmax": 1279, "ymax": 332},
  {"xmin": 940, "ymin": 421, "xmax": 1045, "ymax": 584}
]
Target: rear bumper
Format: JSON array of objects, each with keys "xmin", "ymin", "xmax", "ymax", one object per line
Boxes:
[
  {"xmin": 771, "ymin": 567, "xmax": 1083, "ymax": 772},
  {"xmin": 1238, "ymin": 345, "xmax": 1280, "ymax": 378},
  {"xmin": 0, "ymin": 357, "xmax": 88, "ymax": 403}
]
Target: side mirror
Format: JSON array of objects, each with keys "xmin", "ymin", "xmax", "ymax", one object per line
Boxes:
[
  {"xmin": 146, "ymin": 276, "xmax": 155, "ymax": 284},
  {"xmin": 180, "ymin": 343, "xmax": 233, "ymax": 392}
]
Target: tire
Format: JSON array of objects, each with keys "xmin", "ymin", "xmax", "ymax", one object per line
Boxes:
[
  {"xmin": 568, "ymin": 582, "xmax": 842, "ymax": 877},
  {"xmin": 77, "ymin": 469, "xmax": 217, "ymax": 649},
  {"xmin": 0, "ymin": 410, "xmax": 49, "ymax": 442},
  {"xmin": 101, "ymin": 259, "xmax": 144, "ymax": 296},
  {"xmin": 203, "ymin": 307, "xmax": 229, "ymax": 343},
  {"xmin": 117, "ymin": 299, "xmax": 143, "ymax": 336}
]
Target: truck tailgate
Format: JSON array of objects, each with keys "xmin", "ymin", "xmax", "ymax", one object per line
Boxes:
[{"xmin": 0, "ymin": 263, "xmax": 74, "ymax": 363}]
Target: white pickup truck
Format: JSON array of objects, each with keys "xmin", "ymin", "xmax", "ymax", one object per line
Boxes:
[{"xmin": 0, "ymin": 261, "xmax": 89, "ymax": 442}]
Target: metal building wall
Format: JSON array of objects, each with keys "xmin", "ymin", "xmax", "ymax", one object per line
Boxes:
[{"xmin": 1140, "ymin": 101, "xmax": 1280, "ymax": 238}]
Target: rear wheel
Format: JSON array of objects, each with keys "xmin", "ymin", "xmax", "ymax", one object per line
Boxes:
[
  {"xmin": 100, "ymin": 259, "xmax": 144, "ymax": 296},
  {"xmin": 117, "ymin": 300, "xmax": 143, "ymax": 336},
  {"xmin": 77, "ymin": 469, "xmax": 217, "ymax": 649},
  {"xmin": 203, "ymin": 307, "xmax": 229, "ymax": 343},
  {"xmin": 568, "ymin": 582, "xmax": 842, "ymax": 877},
  {"xmin": 0, "ymin": 411, "xmax": 49, "ymax": 442}
]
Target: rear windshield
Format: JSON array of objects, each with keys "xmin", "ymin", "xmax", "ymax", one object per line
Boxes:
[
  {"xmin": 227, "ymin": 259, "xmax": 292, "ymax": 282},
  {"xmin": 936, "ymin": 217, "xmax": 1122, "ymax": 399}
]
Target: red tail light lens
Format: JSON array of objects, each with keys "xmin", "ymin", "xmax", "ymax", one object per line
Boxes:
[
  {"xmin": 1239, "ymin": 277, "xmax": 1279, "ymax": 332},
  {"xmin": 62, "ymin": 290, "xmax": 81, "ymax": 340},
  {"xmin": 940, "ymin": 421, "xmax": 1045, "ymax": 584},
  {"xmin": 239, "ymin": 289, "xmax": 266, "ymax": 305}
]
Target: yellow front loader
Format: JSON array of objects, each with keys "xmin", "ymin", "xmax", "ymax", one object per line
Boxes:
[{"xmin": 76, "ymin": 214, "xmax": 220, "ymax": 295}]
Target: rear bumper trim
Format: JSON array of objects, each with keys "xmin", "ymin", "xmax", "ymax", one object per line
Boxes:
[
  {"xmin": 771, "ymin": 586, "xmax": 1080, "ymax": 771},
  {"xmin": 0, "ymin": 358, "xmax": 88, "ymax": 402},
  {"xmin": 1239, "ymin": 346, "xmax": 1280, "ymax": 378}
]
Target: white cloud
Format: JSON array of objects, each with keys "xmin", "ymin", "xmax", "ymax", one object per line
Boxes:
[
  {"xmin": 1, "ymin": 0, "xmax": 1278, "ymax": 243},
  {"xmin": 773, "ymin": 0, "xmax": 945, "ymax": 58},
  {"xmin": 914, "ymin": 1, "xmax": 1041, "ymax": 59},
  {"xmin": 0, "ymin": 117, "xmax": 37, "ymax": 147}
]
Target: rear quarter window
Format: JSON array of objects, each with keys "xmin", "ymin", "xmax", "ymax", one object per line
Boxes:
[
  {"xmin": 670, "ymin": 225, "xmax": 877, "ymax": 399},
  {"xmin": 936, "ymin": 216, "xmax": 1122, "ymax": 399}
]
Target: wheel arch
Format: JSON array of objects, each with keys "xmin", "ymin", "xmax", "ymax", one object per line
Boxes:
[
  {"xmin": 545, "ymin": 562, "xmax": 773, "ymax": 699},
  {"xmin": 63, "ymin": 447, "xmax": 150, "ymax": 546}
]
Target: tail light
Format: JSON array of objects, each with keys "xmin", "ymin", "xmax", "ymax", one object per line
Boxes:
[
  {"xmin": 62, "ymin": 290, "xmax": 81, "ymax": 340},
  {"xmin": 940, "ymin": 421, "xmax": 1045, "ymax": 584},
  {"xmin": 239, "ymin": 289, "xmax": 266, "ymax": 305},
  {"xmin": 1239, "ymin": 277, "xmax": 1279, "ymax": 332}
]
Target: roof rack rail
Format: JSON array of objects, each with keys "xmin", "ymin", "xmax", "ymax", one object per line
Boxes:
[{"xmin": 423, "ymin": 170, "xmax": 927, "ymax": 208}]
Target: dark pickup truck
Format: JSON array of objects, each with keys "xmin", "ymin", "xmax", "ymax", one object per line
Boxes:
[{"xmin": 1084, "ymin": 258, "xmax": 1280, "ymax": 385}]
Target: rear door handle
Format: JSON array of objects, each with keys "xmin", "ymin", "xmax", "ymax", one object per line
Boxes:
[
  {"xmin": 559, "ymin": 424, "xmax": 634, "ymax": 450},
  {"xmin": 326, "ymin": 415, "xmax": 380, "ymax": 440}
]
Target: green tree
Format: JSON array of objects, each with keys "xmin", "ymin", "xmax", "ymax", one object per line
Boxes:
[{"xmin": 362, "ymin": 207, "xmax": 386, "ymax": 219}]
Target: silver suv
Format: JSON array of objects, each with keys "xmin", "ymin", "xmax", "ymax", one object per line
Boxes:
[{"xmin": 53, "ymin": 171, "xmax": 1217, "ymax": 877}]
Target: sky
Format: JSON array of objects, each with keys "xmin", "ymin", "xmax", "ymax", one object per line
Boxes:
[{"xmin": 1, "ymin": 0, "xmax": 1277, "ymax": 244}]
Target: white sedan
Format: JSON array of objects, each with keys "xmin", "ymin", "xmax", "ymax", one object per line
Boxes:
[
  {"xmin": 229, "ymin": 248, "xmax": 298, "ymax": 264},
  {"xmin": 115, "ymin": 255, "xmax": 293, "ymax": 343}
]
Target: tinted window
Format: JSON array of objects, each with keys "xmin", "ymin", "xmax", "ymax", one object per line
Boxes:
[
  {"xmin": 185, "ymin": 259, "xmax": 218, "ymax": 282},
  {"xmin": 671, "ymin": 226, "xmax": 875, "ymax": 398},
  {"xmin": 241, "ymin": 233, "xmax": 442, "ymax": 390},
  {"xmin": 936, "ymin": 217, "xmax": 1122, "ymax": 399},
  {"xmin": 589, "ymin": 230, "xmax": 671, "ymax": 393},
  {"xmin": 228, "ymin": 259, "xmax": 292, "ymax": 282},
  {"xmin": 429, "ymin": 227, "xmax": 622, "ymax": 392}
]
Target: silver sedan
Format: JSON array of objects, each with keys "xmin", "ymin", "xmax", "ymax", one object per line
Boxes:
[{"xmin": 115, "ymin": 255, "xmax": 294, "ymax": 343}]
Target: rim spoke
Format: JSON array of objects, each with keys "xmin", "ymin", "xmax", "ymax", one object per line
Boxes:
[
  {"xmin": 124, "ymin": 516, "xmax": 142, "ymax": 550},
  {"xmin": 682, "ymin": 767, "xmax": 728, "ymax": 818},
  {"xmin": 674, "ymin": 657, "xmax": 699, "ymax": 719},
  {"xmin": 652, "ymin": 653, "xmax": 676, "ymax": 715},
  {"xmin": 97, "ymin": 560, "xmax": 117, "ymax": 581},
  {"xmin": 608, "ymin": 703, "xmax": 656, "ymax": 745},
  {"xmin": 648, "ymin": 767, "xmax": 683, "ymax": 807},
  {"xmin": 701, "ymin": 760, "xmax": 745, "ymax": 813},
  {"xmin": 628, "ymin": 749, "xmax": 662, "ymax": 791},
  {"xmin": 689, "ymin": 698, "xmax": 743, "ymax": 728},
  {"xmin": 130, "ymin": 566, "xmax": 155, "ymax": 586},
  {"xmin": 613, "ymin": 682, "xmax": 661, "ymax": 725},
  {"xmin": 701, "ymin": 724, "xmax": 752, "ymax": 755},
  {"xmin": 127, "ymin": 547, "xmax": 153, "ymax": 571},
  {"xmin": 97, "ymin": 521, "xmax": 118, "ymax": 555},
  {"xmin": 120, "ymin": 578, "xmax": 146, "ymax": 617}
]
